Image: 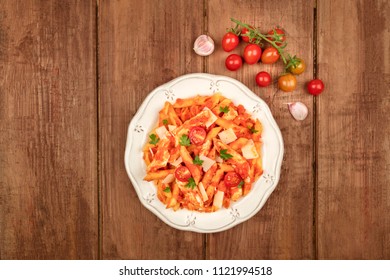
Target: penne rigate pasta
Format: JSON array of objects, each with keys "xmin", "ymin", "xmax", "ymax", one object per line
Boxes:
[{"xmin": 143, "ymin": 94, "xmax": 263, "ymax": 212}]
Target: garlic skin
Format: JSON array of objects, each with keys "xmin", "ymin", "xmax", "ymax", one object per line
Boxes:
[
  {"xmin": 288, "ymin": 102, "xmax": 309, "ymax": 121},
  {"xmin": 193, "ymin": 35, "xmax": 215, "ymax": 56}
]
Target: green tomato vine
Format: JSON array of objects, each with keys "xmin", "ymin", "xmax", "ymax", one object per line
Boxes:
[{"xmin": 230, "ymin": 18, "xmax": 301, "ymax": 71}]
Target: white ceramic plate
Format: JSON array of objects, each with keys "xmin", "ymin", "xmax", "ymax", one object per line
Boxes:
[{"xmin": 124, "ymin": 73, "xmax": 284, "ymax": 233}]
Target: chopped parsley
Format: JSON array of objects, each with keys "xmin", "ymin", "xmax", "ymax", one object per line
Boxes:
[
  {"xmin": 248, "ymin": 126, "xmax": 259, "ymax": 134},
  {"xmin": 179, "ymin": 135, "xmax": 191, "ymax": 146},
  {"xmin": 149, "ymin": 134, "xmax": 160, "ymax": 145},
  {"xmin": 163, "ymin": 187, "xmax": 171, "ymax": 193},
  {"xmin": 238, "ymin": 181, "xmax": 244, "ymax": 189},
  {"xmin": 219, "ymin": 149, "xmax": 233, "ymax": 160},
  {"xmin": 185, "ymin": 177, "xmax": 196, "ymax": 189},
  {"xmin": 219, "ymin": 106, "xmax": 230, "ymax": 114},
  {"xmin": 193, "ymin": 155, "xmax": 204, "ymax": 166},
  {"xmin": 162, "ymin": 119, "xmax": 168, "ymax": 125}
]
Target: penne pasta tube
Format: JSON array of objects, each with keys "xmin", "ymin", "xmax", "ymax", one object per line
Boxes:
[
  {"xmin": 143, "ymin": 169, "xmax": 175, "ymax": 181},
  {"xmin": 142, "ymin": 93, "xmax": 263, "ymax": 212}
]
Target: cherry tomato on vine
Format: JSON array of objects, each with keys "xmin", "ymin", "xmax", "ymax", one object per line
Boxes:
[
  {"xmin": 225, "ymin": 54, "xmax": 242, "ymax": 71},
  {"xmin": 224, "ymin": 172, "xmax": 242, "ymax": 188},
  {"xmin": 243, "ymin": 44, "xmax": 262, "ymax": 64},
  {"xmin": 267, "ymin": 28, "xmax": 286, "ymax": 46},
  {"xmin": 255, "ymin": 71, "xmax": 272, "ymax": 87},
  {"xmin": 278, "ymin": 74, "xmax": 297, "ymax": 92},
  {"xmin": 222, "ymin": 32, "xmax": 239, "ymax": 52},
  {"xmin": 261, "ymin": 47, "xmax": 280, "ymax": 64},
  {"xmin": 189, "ymin": 126, "xmax": 206, "ymax": 145},
  {"xmin": 241, "ymin": 27, "xmax": 254, "ymax": 43},
  {"xmin": 175, "ymin": 166, "xmax": 191, "ymax": 182},
  {"xmin": 288, "ymin": 58, "xmax": 306, "ymax": 75},
  {"xmin": 307, "ymin": 79, "xmax": 324, "ymax": 95}
]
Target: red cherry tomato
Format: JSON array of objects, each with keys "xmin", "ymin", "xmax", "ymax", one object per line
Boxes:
[
  {"xmin": 255, "ymin": 71, "xmax": 272, "ymax": 87},
  {"xmin": 175, "ymin": 166, "xmax": 191, "ymax": 182},
  {"xmin": 241, "ymin": 27, "xmax": 254, "ymax": 43},
  {"xmin": 225, "ymin": 54, "xmax": 242, "ymax": 71},
  {"xmin": 267, "ymin": 28, "xmax": 286, "ymax": 46},
  {"xmin": 222, "ymin": 32, "xmax": 239, "ymax": 52},
  {"xmin": 307, "ymin": 79, "xmax": 325, "ymax": 95},
  {"xmin": 261, "ymin": 47, "xmax": 280, "ymax": 64},
  {"xmin": 189, "ymin": 126, "xmax": 207, "ymax": 145},
  {"xmin": 243, "ymin": 44, "xmax": 262, "ymax": 65},
  {"xmin": 224, "ymin": 172, "xmax": 242, "ymax": 188}
]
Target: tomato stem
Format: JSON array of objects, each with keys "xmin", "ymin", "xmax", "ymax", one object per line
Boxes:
[{"xmin": 230, "ymin": 18, "xmax": 300, "ymax": 69}]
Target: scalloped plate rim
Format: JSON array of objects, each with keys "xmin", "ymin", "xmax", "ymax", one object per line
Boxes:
[{"xmin": 124, "ymin": 73, "xmax": 284, "ymax": 233}]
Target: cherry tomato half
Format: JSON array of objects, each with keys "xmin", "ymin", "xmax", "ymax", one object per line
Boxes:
[
  {"xmin": 278, "ymin": 74, "xmax": 297, "ymax": 92},
  {"xmin": 175, "ymin": 166, "xmax": 191, "ymax": 182},
  {"xmin": 222, "ymin": 32, "xmax": 239, "ymax": 52},
  {"xmin": 224, "ymin": 172, "xmax": 242, "ymax": 188},
  {"xmin": 243, "ymin": 44, "xmax": 262, "ymax": 65},
  {"xmin": 288, "ymin": 58, "xmax": 306, "ymax": 75},
  {"xmin": 261, "ymin": 47, "xmax": 280, "ymax": 64},
  {"xmin": 225, "ymin": 54, "xmax": 242, "ymax": 71},
  {"xmin": 307, "ymin": 79, "xmax": 325, "ymax": 95},
  {"xmin": 241, "ymin": 27, "xmax": 254, "ymax": 43},
  {"xmin": 267, "ymin": 28, "xmax": 286, "ymax": 46},
  {"xmin": 255, "ymin": 71, "xmax": 272, "ymax": 87},
  {"xmin": 189, "ymin": 126, "xmax": 207, "ymax": 145}
]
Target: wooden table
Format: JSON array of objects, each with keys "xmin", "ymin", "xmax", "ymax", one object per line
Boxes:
[{"xmin": 0, "ymin": 0, "xmax": 389, "ymax": 260}]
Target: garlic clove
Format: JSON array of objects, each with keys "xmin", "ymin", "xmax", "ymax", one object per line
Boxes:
[
  {"xmin": 193, "ymin": 35, "xmax": 215, "ymax": 56},
  {"xmin": 288, "ymin": 102, "xmax": 309, "ymax": 121}
]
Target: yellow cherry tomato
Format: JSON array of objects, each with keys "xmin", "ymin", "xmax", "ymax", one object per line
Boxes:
[
  {"xmin": 278, "ymin": 74, "xmax": 297, "ymax": 92},
  {"xmin": 288, "ymin": 59, "xmax": 306, "ymax": 75}
]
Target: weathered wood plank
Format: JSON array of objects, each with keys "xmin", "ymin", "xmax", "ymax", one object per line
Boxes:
[
  {"xmin": 99, "ymin": 0, "xmax": 205, "ymax": 259},
  {"xmin": 317, "ymin": 0, "xmax": 390, "ymax": 259},
  {"xmin": 206, "ymin": 0, "xmax": 315, "ymax": 259},
  {"xmin": 0, "ymin": 0, "xmax": 98, "ymax": 259}
]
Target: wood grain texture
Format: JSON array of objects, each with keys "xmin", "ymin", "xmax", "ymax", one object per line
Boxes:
[
  {"xmin": 1, "ymin": 0, "xmax": 389, "ymax": 260},
  {"xmin": 0, "ymin": 0, "xmax": 97, "ymax": 259},
  {"xmin": 99, "ymin": 0, "xmax": 205, "ymax": 259},
  {"xmin": 317, "ymin": 0, "xmax": 390, "ymax": 259},
  {"xmin": 206, "ymin": 0, "xmax": 315, "ymax": 259}
]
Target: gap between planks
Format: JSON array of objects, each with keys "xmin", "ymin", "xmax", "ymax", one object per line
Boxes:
[
  {"xmin": 96, "ymin": 0, "xmax": 102, "ymax": 260},
  {"xmin": 202, "ymin": 0, "xmax": 209, "ymax": 261},
  {"xmin": 312, "ymin": 1, "xmax": 319, "ymax": 260}
]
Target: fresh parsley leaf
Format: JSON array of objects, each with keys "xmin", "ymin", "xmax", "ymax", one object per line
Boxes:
[
  {"xmin": 162, "ymin": 119, "xmax": 168, "ymax": 125},
  {"xmin": 248, "ymin": 126, "xmax": 259, "ymax": 134},
  {"xmin": 179, "ymin": 135, "xmax": 191, "ymax": 146},
  {"xmin": 219, "ymin": 106, "xmax": 230, "ymax": 114},
  {"xmin": 193, "ymin": 155, "xmax": 204, "ymax": 166},
  {"xmin": 219, "ymin": 149, "xmax": 233, "ymax": 160},
  {"xmin": 149, "ymin": 134, "xmax": 160, "ymax": 145},
  {"xmin": 163, "ymin": 187, "xmax": 171, "ymax": 193},
  {"xmin": 238, "ymin": 181, "xmax": 244, "ymax": 189},
  {"xmin": 185, "ymin": 177, "xmax": 196, "ymax": 189}
]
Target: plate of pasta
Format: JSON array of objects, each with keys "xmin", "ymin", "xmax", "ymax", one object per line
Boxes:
[{"xmin": 125, "ymin": 73, "xmax": 283, "ymax": 233}]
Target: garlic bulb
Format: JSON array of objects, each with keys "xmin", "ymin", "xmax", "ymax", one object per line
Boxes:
[
  {"xmin": 193, "ymin": 35, "xmax": 215, "ymax": 56},
  {"xmin": 288, "ymin": 102, "xmax": 308, "ymax": 121}
]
